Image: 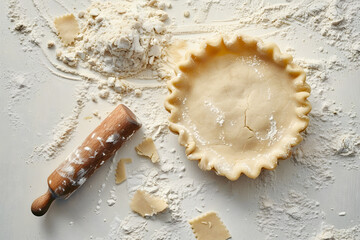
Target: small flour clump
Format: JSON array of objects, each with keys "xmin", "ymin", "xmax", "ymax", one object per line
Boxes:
[
  {"xmin": 315, "ymin": 224, "xmax": 360, "ymax": 240},
  {"xmin": 7, "ymin": 0, "xmax": 41, "ymax": 52},
  {"xmin": 56, "ymin": 1, "xmax": 170, "ymax": 77}
]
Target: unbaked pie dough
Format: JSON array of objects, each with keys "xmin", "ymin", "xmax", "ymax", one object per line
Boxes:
[
  {"xmin": 54, "ymin": 14, "xmax": 79, "ymax": 46},
  {"xmin": 130, "ymin": 190, "xmax": 168, "ymax": 217},
  {"xmin": 165, "ymin": 35, "xmax": 311, "ymax": 180},
  {"xmin": 115, "ymin": 158, "xmax": 132, "ymax": 184},
  {"xmin": 189, "ymin": 211, "xmax": 231, "ymax": 240},
  {"xmin": 135, "ymin": 137, "xmax": 160, "ymax": 163}
]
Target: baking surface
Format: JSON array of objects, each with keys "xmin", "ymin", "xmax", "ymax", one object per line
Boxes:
[{"xmin": 1, "ymin": 0, "xmax": 360, "ymax": 239}]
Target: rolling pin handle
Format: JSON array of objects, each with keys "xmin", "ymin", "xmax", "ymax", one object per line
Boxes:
[
  {"xmin": 31, "ymin": 104, "xmax": 141, "ymax": 216},
  {"xmin": 31, "ymin": 190, "xmax": 55, "ymax": 217}
]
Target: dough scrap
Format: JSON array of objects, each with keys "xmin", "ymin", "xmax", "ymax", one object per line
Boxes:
[
  {"xmin": 54, "ymin": 14, "xmax": 80, "ymax": 46},
  {"xmin": 130, "ymin": 190, "xmax": 168, "ymax": 217},
  {"xmin": 135, "ymin": 138, "xmax": 160, "ymax": 163},
  {"xmin": 189, "ymin": 211, "xmax": 231, "ymax": 240},
  {"xmin": 165, "ymin": 35, "xmax": 311, "ymax": 180},
  {"xmin": 115, "ymin": 158, "xmax": 132, "ymax": 184}
]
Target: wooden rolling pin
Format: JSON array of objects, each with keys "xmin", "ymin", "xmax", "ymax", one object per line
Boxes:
[{"xmin": 31, "ymin": 104, "xmax": 141, "ymax": 216}]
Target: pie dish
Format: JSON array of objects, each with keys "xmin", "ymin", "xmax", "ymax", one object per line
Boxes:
[{"xmin": 164, "ymin": 35, "xmax": 311, "ymax": 180}]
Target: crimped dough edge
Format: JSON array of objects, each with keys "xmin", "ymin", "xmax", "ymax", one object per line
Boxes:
[
  {"xmin": 164, "ymin": 35, "xmax": 311, "ymax": 180},
  {"xmin": 54, "ymin": 14, "xmax": 80, "ymax": 46},
  {"xmin": 189, "ymin": 211, "xmax": 231, "ymax": 240}
]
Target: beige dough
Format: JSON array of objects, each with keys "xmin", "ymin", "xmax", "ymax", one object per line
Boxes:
[
  {"xmin": 189, "ymin": 211, "xmax": 231, "ymax": 240},
  {"xmin": 115, "ymin": 158, "xmax": 132, "ymax": 184},
  {"xmin": 165, "ymin": 35, "xmax": 311, "ymax": 180},
  {"xmin": 54, "ymin": 14, "xmax": 79, "ymax": 46},
  {"xmin": 130, "ymin": 190, "xmax": 168, "ymax": 217},
  {"xmin": 135, "ymin": 138, "xmax": 160, "ymax": 163}
]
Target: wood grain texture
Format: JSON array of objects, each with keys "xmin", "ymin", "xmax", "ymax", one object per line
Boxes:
[{"xmin": 31, "ymin": 104, "xmax": 141, "ymax": 216}]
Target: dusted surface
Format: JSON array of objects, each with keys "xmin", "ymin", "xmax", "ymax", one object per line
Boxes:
[{"xmin": 1, "ymin": 0, "xmax": 359, "ymax": 239}]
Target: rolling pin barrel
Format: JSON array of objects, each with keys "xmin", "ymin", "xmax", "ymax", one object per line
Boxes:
[{"xmin": 31, "ymin": 104, "xmax": 141, "ymax": 216}]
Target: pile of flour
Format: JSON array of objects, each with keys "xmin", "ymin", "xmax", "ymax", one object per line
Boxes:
[
  {"xmin": 7, "ymin": 0, "xmax": 173, "ymax": 159},
  {"xmin": 56, "ymin": 1, "xmax": 171, "ymax": 78}
]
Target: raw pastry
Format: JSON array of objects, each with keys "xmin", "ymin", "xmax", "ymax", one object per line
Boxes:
[
  {"xmin": 165, "ymin": 35, "xmax": 311, "ymax": 180},
  {"xmin": 135, "ymin": 138, "xmax": 160, "ymax": 163},
  {"xmin": 189, "ymin": 211, "xmax": 231, "ymax": 240},
  {"xmin": 54, "ymin": 14, "xmax": 79, "ymax": 46},
  {"xmin": 115, "ymin": 158, "xmax": 132, "ymax": 184},
  {"xmin": 130, "ymin": 190, "xmax": 168, "ymax": 217}
]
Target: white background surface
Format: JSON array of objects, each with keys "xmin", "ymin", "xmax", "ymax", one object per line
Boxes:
[{"xmin": 1, "ymin": 0, "xmax": 359, "ymax": 239}]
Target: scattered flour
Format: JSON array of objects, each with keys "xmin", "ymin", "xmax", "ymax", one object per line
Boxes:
[
  {"xmin": 126, "ymin": 156, "xmax": 205, "ymax": 222},
  {"xmin": 108, "ymin": 215, "xmax": 148, "ymax": 240},
  {"xmin": 257, "ymin": 190, "xmax": 323, "ymax": 240},
  {"xmin": 7, "ymin": 0, "xmax": 41, "ymax": 52},
  {"xmin": 185, "ymin": 0, "xmax": 360, "ymax": 66},
  {"xmin": 106, "ymin": 186, "xmax": 117, "ymax": 207},
  {"xmin": 290, "ymin": 57, "xmax": 360, "ymax": 189},
  {"xmin": 5, "ymin": 0, "xmax": 360, "ymax": 239},
  {"xmin": 204, "ymin": 100, "xmax": 225, "ymax": 127},
  {"xmin": 150, "ymin": 226, "xmax": 177, "ymax": 240},
  {"xmin": 5, "ymin": 71, "xmax": 34, "ymax": 129},
  {"xmin": 34, "ymin": 81, "xmax": 89, "ymax": 159},
  {"xmin": 315, "ymin": 224, "xmax": 360, "ymax": 240}
]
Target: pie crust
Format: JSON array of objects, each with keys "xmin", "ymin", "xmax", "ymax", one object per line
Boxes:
[{"xmin": 165, "ymin": 35, "xmax": 311, "ymax": 180}]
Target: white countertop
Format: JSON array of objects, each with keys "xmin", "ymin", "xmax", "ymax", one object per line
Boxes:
[{"xmin": 1, "ymin": 0, "xmax": 359, "ymax": 239}]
